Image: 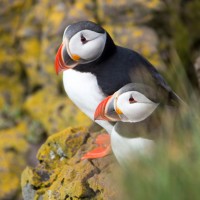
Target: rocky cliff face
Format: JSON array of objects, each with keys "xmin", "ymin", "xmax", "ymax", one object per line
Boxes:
[{"xmin": 1, "ymin": 0, "xmax": 200, "ymax": 199}]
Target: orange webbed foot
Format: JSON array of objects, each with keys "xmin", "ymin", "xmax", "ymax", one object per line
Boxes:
[{"xmin": 81, "ymin": 134, "xmax": 111, "ymax": 160}]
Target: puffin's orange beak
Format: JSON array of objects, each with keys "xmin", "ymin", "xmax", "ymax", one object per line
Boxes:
[
  {"xmin": 55, "ymin": 44, "xmax": 69, "ymax": 75},
  {"xmin": 94, "ymin": 96, "xmax": 112, "ymax": 120},
  {"xmin": 55, "ymin": 42, "xmax": 79, "ymax": 75}
]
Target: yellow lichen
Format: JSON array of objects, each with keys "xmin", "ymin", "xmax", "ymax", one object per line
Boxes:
[
  {"xmin": 37, "ymin": 127, "xmax": 88, "ymax": 167},
  {"xmin": 23, "ymin": 87, "xmax": 92, "ymax": 134},
  {"xmin": 21, "ymin": 127, "xmax": 96, "ymax": 199},
  {"xmin": 68, "ymin": 0, "xmax": 95, "ymax": 21},
  {"xmin": 0, "ymin": 123, "xmax": 29, "ymax": 153},
  {"xmin": 0, "ymin": 64, "xmax": 25, "ymax": 109},
  {"xmin": 19, "ymin": 38, "xmax": 41, "ymax": 64},
  {"xmin": 0, "ymin": 123, "xmax": 29, "ymax": 199},
  {"xmin": 0, "ymin": 173, "xmax": 19, "ymax": 199},
  {"xmin": 47, "ymin": 7, "xmax": 65, "ymax": 29},
  {"xmin": 42, "ymin": 161, "xmax": 95, "ymax": 200}
]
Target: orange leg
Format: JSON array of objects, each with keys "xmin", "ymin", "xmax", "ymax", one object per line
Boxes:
[
  {"xmin": 81, "ymin": 134, "xmax": 111, "ymax": 160},
  {"xmin": 95, "ymin": 133, "xmax": 110, "ymax": 145}
]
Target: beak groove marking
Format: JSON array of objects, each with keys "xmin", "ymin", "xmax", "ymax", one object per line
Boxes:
[
  {"xmin": 94, "ymin": 96, "xmax": 112, "ymax": 120},
  {"xmin": 55, "ymin": 44, "xmax": 69, "ymax": 74}
]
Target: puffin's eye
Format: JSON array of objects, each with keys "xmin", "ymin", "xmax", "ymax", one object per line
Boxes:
[
  {"xmin": 129, "ymin": 96, "xmax": 136, "ymax": 104},
  {"xmin": 81, "ymin": 34, "xmax": 87, "ymax": 44}
]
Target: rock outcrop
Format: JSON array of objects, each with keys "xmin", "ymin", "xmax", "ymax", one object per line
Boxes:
[{"xmin": 21, "ymin": 127, "xmax": 120, "ymax": 200}]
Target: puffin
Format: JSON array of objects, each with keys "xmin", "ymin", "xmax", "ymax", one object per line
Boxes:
[
  {"xmin": 55, "ymin": 21, "xmax": 182, "ymax": 159},
  {"xmin": 94, "ymin": 83, "xmax": 182, "ymax": 165}
]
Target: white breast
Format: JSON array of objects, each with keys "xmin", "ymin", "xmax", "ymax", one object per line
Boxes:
[
  {"xmin": 111, "ymin": 125, "xmax": 154, "ymax": 166},
  {"xmin": 63, "ymin": 69, "xmax": 113, "ymax": 133}
]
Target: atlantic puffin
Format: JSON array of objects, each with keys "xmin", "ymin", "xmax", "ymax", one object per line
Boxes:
[
  {"xmin": 94, "ymin": 83, "xmax": 182, "ymax": 165},
  {"xmin": 55, "ymin": 21, "xmax": 182, "ymax": 159}
]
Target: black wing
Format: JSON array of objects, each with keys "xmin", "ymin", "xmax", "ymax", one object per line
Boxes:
[{"xmin": 128, "ymin": 50, "xmax": 183, "ymax": 106}]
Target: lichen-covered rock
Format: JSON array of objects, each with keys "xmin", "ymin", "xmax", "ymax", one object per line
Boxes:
[
  {"xmin": 23, "ymin": 87, "xmax": 92, "ymax": 135},
  {"xmin": 65, "ymin": 0, "xmax": 96, "ymax": 23},
  {"xmin": 16, "ymin": 1, "xmax": 62, "ymax": 90},
  {"xmin": 104, "ymin": 24, "xmax": 164, "ymax": 69},
  {"xmin": 0, "ymin": 123, "xmax": 29, "ymax": 200},
  {"xmin": 0, "ymin": 55, "xmax": 25, "ymax": 109},
  {"xmin": 37, "ymin": 127, "xmax": 88, "ymax": 166},
  {"xmin": 0, "ymin": 74, "xmax": 25, "ymax": 109},
  {"xmin": 97, "ymin": 0, "xmax": 163, "ymax": 24},
  {"xmin": 21, "ymin": 127, "xmax": 120, "ymax": 200}
]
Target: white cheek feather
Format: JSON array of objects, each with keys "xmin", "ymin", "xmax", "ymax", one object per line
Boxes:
[
  {"xmin": 68, "ymin": 30, "xmax": 106, "ymax": 61},
  {"xmin": 68, "ymin": 32, "xmax": 82, "ymax": 57},
  {"xmin": 117, "ymin": 91, "xmax": 159, "ymax": 122},
  {"xmin": 80, "ymin": 35, "xmax": 106, "ymax": 60},
  {"xmin": 122, "ymin": 103, "xmax": 159, "ymax": 122}
]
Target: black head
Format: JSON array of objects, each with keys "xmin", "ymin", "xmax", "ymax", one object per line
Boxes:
[{"xmin": 55, "ymin": 21, "xmax": 116, "ymax": 74}]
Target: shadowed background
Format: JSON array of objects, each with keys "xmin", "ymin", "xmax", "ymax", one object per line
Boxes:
[{"xmin": 0, "ymin": 0, "xmax": 200, "ymax": 199}]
